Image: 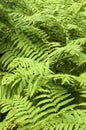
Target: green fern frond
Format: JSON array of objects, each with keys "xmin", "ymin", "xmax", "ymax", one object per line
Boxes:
[{"xmin": 0, "ymin": 0, "xmax": 86, "ymax": 129}]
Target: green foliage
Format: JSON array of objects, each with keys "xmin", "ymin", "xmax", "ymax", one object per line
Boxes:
[{"xmin": 0, "ymin": 0, "xmax": 86, "ymax": 129}]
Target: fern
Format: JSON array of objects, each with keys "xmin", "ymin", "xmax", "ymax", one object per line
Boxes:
[{"xmin": 0, "ymin": 0, "xmax": 86, "ymax": 129}]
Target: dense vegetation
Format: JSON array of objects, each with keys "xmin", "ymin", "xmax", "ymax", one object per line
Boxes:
[{"xmin": 0, "ymin": 0, "xmax": 86, "ymax": 129}]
